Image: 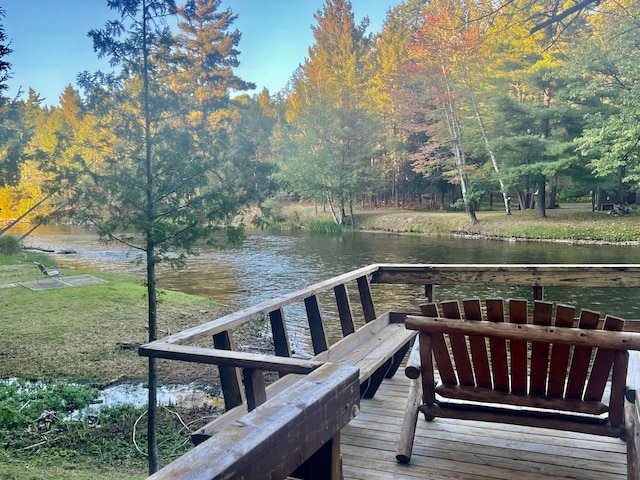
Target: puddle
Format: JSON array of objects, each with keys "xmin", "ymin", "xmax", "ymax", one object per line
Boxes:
[
  {"xmin": 2, "ymin": 378, "xmax": 224, "ymax": 421},
  {"xmin": 93, "ymin": 382, "xmax": 223, "ymax": 410}
]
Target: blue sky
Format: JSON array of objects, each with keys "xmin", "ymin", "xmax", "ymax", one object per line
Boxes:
[{"xmin": 3, "ymin": 0, "xmax": 401, "ymax": 106}]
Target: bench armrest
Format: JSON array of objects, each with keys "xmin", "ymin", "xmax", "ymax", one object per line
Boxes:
[{"xmin": 139, "ymin": 343, "xmax": 323, "ymax": 375}]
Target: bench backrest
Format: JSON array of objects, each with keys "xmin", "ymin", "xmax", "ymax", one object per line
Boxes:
[{"xmin": 417, "ymin": 298, "xmax": 628, "ymax": 425}]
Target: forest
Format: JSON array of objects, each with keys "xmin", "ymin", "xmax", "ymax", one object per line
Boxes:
[{"xmin": 1, "ymin": 0, "xmax": 639, "ymax": 231}]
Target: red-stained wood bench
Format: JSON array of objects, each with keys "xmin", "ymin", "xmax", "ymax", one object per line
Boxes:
[{"xmin": 397, "ymin": 298, "xmax": 640, "ymax": 480}]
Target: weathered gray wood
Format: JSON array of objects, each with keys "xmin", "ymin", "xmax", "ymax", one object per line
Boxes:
[
  {"xmin": 243, "ymin": 368, "xmax": 267, "ymax": 411},
  {"xmin": 139, "ymin": 343, "xmax": 323, "ymax": 374},
  {"xmin": 334, "ymin": 283, "xmax": 356, "ymax": 336},
  {"xmin": 306, "ymin": 294, "xmax": 329, "ymax": 355},
  {"xmin": 625, "ymin": 387, "xmax": 640, "ymax": 480},
  {"xmin": 371, "ymin": 264, "xmax": 640, "ymax": 288},
  {"xmin": 405, "ymin": 316, "xmax": 640, "ymax": 350},
  {"xmin": 212, "ymin": 331, "xmax": 244, "ymax": 410},
  {"xmin": 148, "ymin": 363, "xmax": 360, "ymax": 480},
  {"xmin": 357, "ymin": 275, "xmax": 377, "ymax": 323},
  {"xmin": 404, "ymin": 339, "xmax": 421, "ymax": 380},
  {"xmin": 395, "ymin": 378, "xmax": 422, "ymax": 464},
  {"xmin": 269, "ymin": 308, "xmax": 292, "ymax": 359},
  {"xmin": 192, "ymin": 313, "xmax": 415, "ymax": 445},
  {"xmin": 154, "ymin": 264, "xmax": 380, "ymax": 345}
]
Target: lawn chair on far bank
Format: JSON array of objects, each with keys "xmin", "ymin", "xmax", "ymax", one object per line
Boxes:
[{"xmin": 34, "ymin": 262, "xmax": 62, "ymax": 282}]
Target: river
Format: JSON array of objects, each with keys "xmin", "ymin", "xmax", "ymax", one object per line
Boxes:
[{"xmin": 17, "ymin": 225, "xmax": 640, "ymax": 319}]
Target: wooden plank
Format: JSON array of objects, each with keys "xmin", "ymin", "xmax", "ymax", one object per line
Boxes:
[
  {"xmin": 138, "ymin": 342, "xmax": 323, "ymax": 374},
  {"xmin": 609, "ymin": 349, "xmax": 628, "ymax": 428},
  {"xmin": 243, "ymin": 368, "xmax": 266, "ymax": 411},
  {"xmin": 269, "ymin": 308, "xmax": 292, "ymax": 359},
  {"xmin": 547, "ymin": 304, "xmax": 576, "ymax": 397},
  {"xmin": 405, "ymin": 316, "xmax": 640, "ymax": 351},
  {"xmin": 585, "ymin": 315, "xmax": 625, "ymax": 401},
  {"xmin": 357, "ymin": 275, "xmax": 377, "ymax": 323},
  {"xmin": 150, "ymin": 264, "xmax": 380, "ymax": 345},
  {"xmin": 420, "ymin": 303, "xmax": 456, "ymax": 385},
  {"xmin": 463, "ymin": 298, "xmax": 492, "ymax": 388},
  {"xmin": 529, "ymin": 301, "xmax": 553, "ymax": 396},
  {"xmin": 305, "ymin": 294, "xmax": 329, "ymax": 355},
  {"xmin": 508, "ymin": 299, "xmax": 529, "ymax": 395},
  {"xmin": 212, "ymin": 330, "xmax": 244, "ymax": 410},
  {"xmin": 566, "ymin": 309, "xmax": 601, "ymax": 399},
  {"xmin": 371, "ymin": 264, "xmax": 640, "ymax": 288},
  {"xmin": 486, "ymin": 298, "xmax": 509, "ymax": 391},
  {"xmin": 149, "ymin": 363, "xmax": 360, "ymax": 480},
  {"xmin": 334, "ymin": 283, "xmax": 356, "ymax": 336},
  {"xmin": 441, "ymin": 300, "xmax": 474, "ymax": 387}
]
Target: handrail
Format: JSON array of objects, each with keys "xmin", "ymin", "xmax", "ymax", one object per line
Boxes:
[{"xmin": 141, "ymin": 264, "xmax": 640, "ymax": 411}]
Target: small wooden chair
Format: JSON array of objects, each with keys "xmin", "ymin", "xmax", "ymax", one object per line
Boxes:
[
  {"xmin": 34, "ymin": 262, "xmax": 62, "ymax": 282},
  {"xmin": 398, "ymin": 298, "xmax": 640, "ymax": 479}
]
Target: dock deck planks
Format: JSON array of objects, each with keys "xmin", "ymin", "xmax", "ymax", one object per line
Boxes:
[{"xmin": 341, "ymin": 374, "xmax": 627, "ymax": 480}]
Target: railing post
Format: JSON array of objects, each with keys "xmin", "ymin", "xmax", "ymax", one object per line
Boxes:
[
  {"xmin": 213, "ymin": 331, "xmax": 244, "ymax": 410},
  {"xmin": 305, "ymin": 295, "xmax": 329, "ymax": 354},
  {"xmin": 534, "ymin": 286, "xmax": 544, "ymax": 301},
  {"xmin": 334, "ymin": 283, "xmax": 356, "ymax": 336},
  {"xmin": 357, "ymin": 275, "xmax": 376, "ymax": 323},
  {"xmin": 243, "ymin": 368, "xmax": 267, "ymax": 411},
  {"xmin": 269, "ymin": 308, "xmax": 292, "ymax": 357},
  {"xmin": 425, "ymin": 284, "xmax": 435, "ymax": 303}
]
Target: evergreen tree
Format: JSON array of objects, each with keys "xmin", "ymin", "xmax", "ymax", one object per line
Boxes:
[{"xmin": 78, "ymin": 0, "xmax": 253, "ymax": 471}]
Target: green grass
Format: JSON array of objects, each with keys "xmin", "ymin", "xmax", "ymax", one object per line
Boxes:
[
  {"xmin": 344, "ymin": 204, "xmax": 640, "ymax": 242},
  {"xmin": 0, "ymin": 252, "xmax": 229, "ymax": 479}
]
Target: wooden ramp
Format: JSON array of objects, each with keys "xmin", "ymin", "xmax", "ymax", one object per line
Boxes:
[{"xmin": 341, "ymin": 374, "xmax": 627, "ymax": 480}]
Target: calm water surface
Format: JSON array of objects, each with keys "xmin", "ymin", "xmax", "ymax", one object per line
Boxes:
[{"xmin": 18, "ymin": 225, "xmax": 640, "ymax": 320}]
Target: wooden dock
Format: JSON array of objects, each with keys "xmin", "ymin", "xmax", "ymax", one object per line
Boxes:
[{"xmin": 342, "ymin": 373, "xmax": 628, "ymax": 480}]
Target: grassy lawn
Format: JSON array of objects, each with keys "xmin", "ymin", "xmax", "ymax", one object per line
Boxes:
[
  {"xmin": 281, "ymin": 203, "xmax": 640, "ymax": 242},
  {"xmin": 0, "ymin": 252, "xmax": 229, "ymax": 479}
]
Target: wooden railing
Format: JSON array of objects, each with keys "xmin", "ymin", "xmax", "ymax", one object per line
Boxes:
[
  {"xmin": 140, "ymin": 264, "xmax": 640, "ymax": 478},
  {"xmin": 141, "ymin": 264, "xmax": 640, "ymax": 409}
]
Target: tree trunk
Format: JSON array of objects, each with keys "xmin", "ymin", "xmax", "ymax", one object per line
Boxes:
[
  {"xmin": 141, "ymin": 1, "xmax": 159, "ymax": 472},
  {"xmin": 535, "ymin": 177, "xmax": 547, "ymax": 219}
]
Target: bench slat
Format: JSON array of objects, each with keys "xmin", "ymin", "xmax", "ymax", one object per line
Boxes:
[
  {"xmin": 547, "ymin": 304, "xmax": 576, "ymax": 397},
  {"xmin": 585, "ymin": 315, "xmax": 625, "ymax": 401},
  {"xmin": 486, "ymin": 298, "xmax": 509, "ymax": 391},
  {"xmin": 509, "ymin": 299, "xmax": 529, "ymax": 395},
  {"xmin": 530, "ymin": 301, "xmax": 553, "ymax": 396},
  {"xmin": 463, "ymin": 298, "xmax": 492, "ymax": 389},
  {"xmin": 421, "ymin": 303, "xmax": 456, "ymax": 385},
  {"xmin": 442, "ymin": 300, "xmax": 474, "ymax": 387},
  {"xmin": 566, "ymin": 309, "xmax": 600, "ymax": 399}
]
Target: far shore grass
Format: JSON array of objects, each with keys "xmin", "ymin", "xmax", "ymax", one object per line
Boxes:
[{"xmin": 283, "ymin": 202, "xmax": 640, "ymax": 243}]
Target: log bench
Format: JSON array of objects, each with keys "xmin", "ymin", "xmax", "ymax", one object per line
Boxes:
[
  {"xmin": 140, "ymin": 311, "xmax": 416, "ymax": 445},
  {"xmin": 396, "ymin": 298, "xmax": 640, "ymax": 480},
  {"xmin": 147, "ymin": 362, "xmax": 360, "ymax": 480}
]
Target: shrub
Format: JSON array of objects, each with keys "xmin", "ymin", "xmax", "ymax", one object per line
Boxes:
[{"xmin": 0, "ymin": 235, "xmax": 22, "ymax": 255}]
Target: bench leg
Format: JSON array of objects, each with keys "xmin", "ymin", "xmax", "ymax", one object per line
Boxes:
[
  {"xmin": 385, "ymin": 340, "xmax": 412, "ymax": 379},
  {"xmin": 362, "ymin": 358, "xmax": 393, "ymax": 398}
]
